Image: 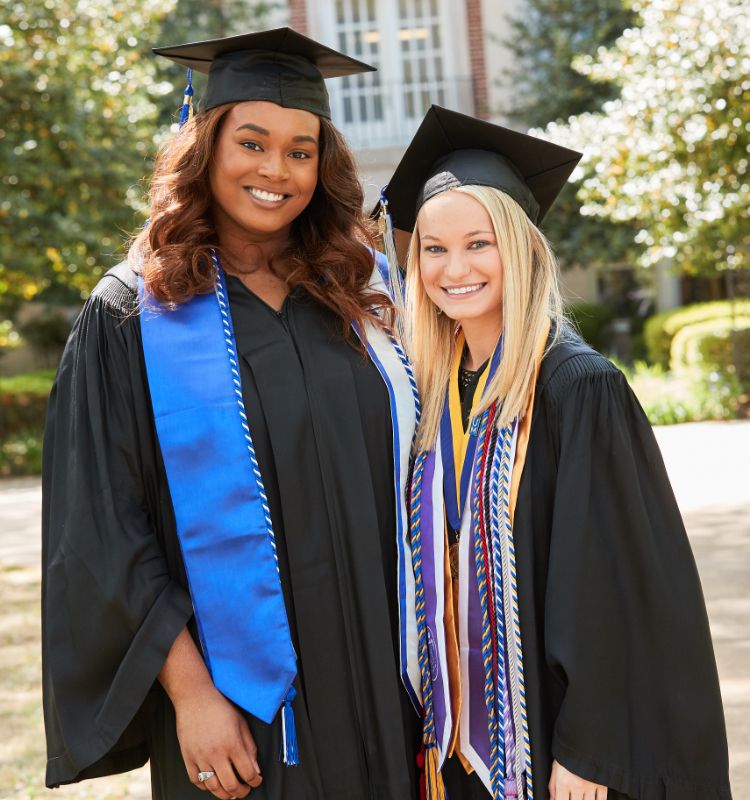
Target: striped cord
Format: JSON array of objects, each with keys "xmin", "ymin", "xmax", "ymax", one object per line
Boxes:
[
  {"xmin": 470, "ymin": 409, "xmax": 503, "ymax": 799},
  {"xmin": 496, "ymin": 420, "xmax": 534, "ymax": 799},
  {"xmin": 487, "ymin": 425, "xmax": 509, "ymax": 788},
  {"xmin": 384, "ymin": 326, "xmax": 422, "ymax": 425},
  {"xmin": 409, "ymin": 450, "xmax": 438, "ymax": 745},
  {"xmin": 211, "ymin": 251, "xmax": 281, "ymax": 575}
]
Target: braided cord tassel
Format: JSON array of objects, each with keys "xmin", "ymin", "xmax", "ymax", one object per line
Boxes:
[
  {"xmin": 410, "ymin": 450, "xmax": 446, "ymax": 800},
  {"xmin": 178, "ymin": 68, "xmax": 194, "ymax": 128},
  {"xmin": 487, "ymin": 425, "xmax": 508, "ymax": 790},
  {"xmin": 497, "ymin": 421, "xmax": 534, "ymax": 799},
  {"xmin": 385, "ymin": 326, "xmax": 422, "ymax": 425},
  {"xmin": 212, "ymin": 252, "xmax": 298, "ymax": 766},
  {"xmin": 471, "ymin": 409, "xmax": 503, "ymax": 799}
]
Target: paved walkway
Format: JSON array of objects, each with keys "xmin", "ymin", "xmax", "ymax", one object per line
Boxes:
[{"xmin": 1, "ymin": 421, "xmax": 749, "ymax": 797}]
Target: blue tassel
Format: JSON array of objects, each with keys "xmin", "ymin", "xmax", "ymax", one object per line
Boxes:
[
  {"xmin": 279, "ymin": 686, "xmax": 298, "ymax": 766},
  {"xmin": 178, "ymin": 68, "xmax": 194, "ymax": 128}
]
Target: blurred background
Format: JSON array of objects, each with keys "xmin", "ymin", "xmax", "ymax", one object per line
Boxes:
[{"xmin": 0, "ymin": 0, "xmax": 748, "ymax": 797}]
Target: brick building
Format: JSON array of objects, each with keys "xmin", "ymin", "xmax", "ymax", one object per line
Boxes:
[{"xmin": 269, "ymin": 0, "xmax": 525, "ymax": 205}]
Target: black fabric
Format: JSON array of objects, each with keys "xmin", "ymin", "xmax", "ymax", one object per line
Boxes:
[
  {"xmin": 517, "ymin": 335, "xmax": 730, "ymax": 799},
  {"xmin": 42, "ymin": 263, "xmax": 420, "ymax": 799},
  {"xmin": 440, "ymin": 334, "xmax": 731, "ymax": 800},
  {"xmin": 377, "ymin": 105, "xmax": 582, "ymax": 231},
  {"xmin": 153, "ymin": 27, "xmax": 376, "ymax": 117},
  {"xmin": 419, "ymin": 150, "xmax": 540, "ymax": 224}
]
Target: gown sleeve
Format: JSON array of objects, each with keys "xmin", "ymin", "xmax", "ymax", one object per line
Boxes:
[
  {"xmin": 543, "ymin": 363, "xmax": 731, "ymax": 800},
  {"xmin": 42, "ymin": 283, "xmax": 193, "ymax": 787}
]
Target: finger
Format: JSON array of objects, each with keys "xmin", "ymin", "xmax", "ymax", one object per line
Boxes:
[
  {"xmin": 231, "ymin": 745, "xmax": 263, "ymax": 790},
  {"xmin": 239, "ymin": 724, "xmax": 262, "ymax": 776},
  {"xmin": 215, "ymin": 758, "xmax": 251, "ymax": 799},
  {"xmin": 188, "ymin": 762, "xmax": 209, "ymax": 792},
  {"xmin": 201, "ymin": 772, "xmax": 232, "ymax": 800},
  {"xmin": 596, "ymin": 787, "xmax": 608, "ymax": 800}
]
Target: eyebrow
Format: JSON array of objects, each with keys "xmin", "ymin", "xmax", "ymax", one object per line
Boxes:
[
  {"xmin": 235, "ymin": 123, "xmax": 318, "ymax": 146},
  {"xmin": 421, "ymin": 230, "xmax": 493, "ymax": 241}
]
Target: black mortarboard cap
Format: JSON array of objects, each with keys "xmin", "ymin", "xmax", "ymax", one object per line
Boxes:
[
  {"xmin": 380, "ymin": 105, "xmax": 582, "ymax": 229},
  {"xmin": 153, "ymin": 27, "xmax": 376, "ymax": 119}
]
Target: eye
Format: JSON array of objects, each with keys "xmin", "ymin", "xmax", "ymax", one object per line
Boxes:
[
  {"xmin": 240, "ymin": 141, "xmax": 263, "ymax": 152},
  {"xmin": 289, "ymin": 150, "xmax": 312, "ymax": 160},
  {"xmin": 468, "ymin": 240, "xmax": 490, "ymax": 250},
  {"xmin": 424, "ymin": 245, "xmax": 446, "ymax": 254}
]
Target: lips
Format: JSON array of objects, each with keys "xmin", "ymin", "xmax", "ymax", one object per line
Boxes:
[{"xmin": 442, "ymin": 283, "xmax": 486, "ymax": 296}]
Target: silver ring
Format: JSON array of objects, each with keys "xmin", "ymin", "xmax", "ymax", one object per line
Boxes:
[{"xmin": 197, "ymin": 770, "xmax": 216, "ymax": 782}]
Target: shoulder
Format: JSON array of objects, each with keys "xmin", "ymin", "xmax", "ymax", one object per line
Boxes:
[
  {"xmin": 89, "ymin": 261, "xmax": 140, "ymax": 316},
  {"xmin": 537, "ymin": 327, "xmax": 623, "ymax": 408}
]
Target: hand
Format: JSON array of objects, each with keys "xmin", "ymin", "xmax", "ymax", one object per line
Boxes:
[
  {"xmin": 549, "ymin": 759, "xmax": 607, "ymax": 800},
  {"xmin": 174, "ymin": 683, "xmax": 262, "ymax": 799}
]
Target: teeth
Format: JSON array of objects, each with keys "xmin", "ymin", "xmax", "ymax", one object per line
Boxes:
[
  {"xmin": 249, "ymin": 187, "xmax": 285, "ymax": 202},
  {"xmin": 445, "ymin": 284, "xmax": 484, "ymax": 295}
]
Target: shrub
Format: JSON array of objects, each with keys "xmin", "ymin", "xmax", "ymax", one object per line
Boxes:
[
  {"xmin": 618, "ymin": 360, "xmax": 746, "ymax": 425},
  {"xmin": 670, "ymin": 319, "xmax": 750, "ymax": 379},
  {"xmin": 643, "ymin": 300, "xmax": 750, "ymax": 366},
  {"xmin": 0, "ymin": 371, "xmax": 54, "ymax": 467},
  {"xmin": 0, "ymin": 430, "xmax": 44, "ymax": 477},
  {"xmin": 566, "ymin": 302, "xmax": 615, "ymax": 352}
]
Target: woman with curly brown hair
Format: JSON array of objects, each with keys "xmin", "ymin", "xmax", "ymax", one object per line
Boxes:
[{"xmin": 42, "ymin": 30, "xmax": 421, "ymax": 800}]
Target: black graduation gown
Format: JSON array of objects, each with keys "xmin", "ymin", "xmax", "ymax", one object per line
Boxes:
[
  {"xmin": 441, "ymin": 336, "xmax": 731, "ymax": 800},
  {"xmin": 42, "ymin": 263, "xmax": 420, "ymax": 799}
]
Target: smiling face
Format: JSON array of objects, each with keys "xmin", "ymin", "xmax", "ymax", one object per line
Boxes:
[
  {"xmin": 417, "ymin": 190, "xmax": 504, "ymax": 330},
  {"xmin": 209, "ymin": 100, "xmax": 320, "ymax": 242}
]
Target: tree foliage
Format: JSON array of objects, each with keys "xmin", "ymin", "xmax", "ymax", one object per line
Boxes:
[
  {"xmin": 501, "ymin": 0, "xmax": 635, "ymax": 129},
  {"xmin": 0, "ymin": 0, "xmax": 177, "ymax": 313},
  {"xmin": 547, "ymin": 0, "xmax": 750, "ymax": 275},
  {"xmin": 0, "ymin": 0, "xmax": 275, "ymax": 320},
  {"xmin": 499, "ymin": 0, "xmax": 638, "ymax": 269}
]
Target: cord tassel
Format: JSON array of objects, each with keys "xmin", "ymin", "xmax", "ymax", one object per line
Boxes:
[
  {"xmin": 423, "ymin": 743, "xmax": 446, "ymax": 800},
  {"xmin": 378, "ymin": 192, "xmax": 406, "ymax": 335},
  {"xmin": 279, "ymin": 686, "xmax": 299, "ymax": 766},
  {"xmin": 178, "ymin": 68, "xmax": 194, "ymax": 128}
]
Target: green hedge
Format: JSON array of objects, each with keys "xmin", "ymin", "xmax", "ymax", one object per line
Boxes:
[
  {"xmin": 643, "ymin": 300, "xmax": 750, "ymax": 366},
  {"xmin": 0, "ymin": 370, "xmax": 54, "ymax": 475},
  {"xmin": 670, "ymin": 319, "xmax": 750, "ymax": 379}
]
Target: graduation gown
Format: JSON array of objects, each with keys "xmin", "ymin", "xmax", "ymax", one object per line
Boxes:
[
  {"xmin": 415, "ymin": 334, "xmax": 731, "ymax": 800},
  {"xmin": 42, "ymin": 261, "xmax": 421, "ymax": 799}
]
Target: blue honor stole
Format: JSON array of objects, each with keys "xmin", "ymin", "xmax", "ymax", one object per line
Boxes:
[
  {"xmin": 139, "ymin": 266, "xmax": 299, "ymax": 764},
  {"xmin": 139, "ymin": 251, "xmax": 422, "ymax": 767}
]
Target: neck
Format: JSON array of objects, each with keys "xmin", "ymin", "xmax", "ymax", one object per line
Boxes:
[
  {"xmin": 216, "ymin": 220, "xmax": 292, "ymax": 277},
  {"xmin": 461, "ymin": 314, "xmax": 503, "ymax": 371}
]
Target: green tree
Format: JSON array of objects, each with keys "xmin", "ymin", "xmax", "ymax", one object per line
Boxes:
[
  {"xmin": 0, "ymin": 0, "xmax": 177, "ymax": 315},
  {"xmin": 0, "ymin": 0, "xmax": 275, "ymax": 325},
  {"xmin": 500, "ymin": 0, "xmax": 638, "ymax": 268},
  {"xmin": 547, "ymin": 0, "xmax": 750, "ymax": 276}
]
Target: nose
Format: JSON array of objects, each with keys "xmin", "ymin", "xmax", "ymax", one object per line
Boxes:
[
  {"xmin": 444, "ymin": 251, "xmax": 472, "ymax": 281},
  {"xmin": 257, "ymin": 151, "xmax": 289, "ymax": 182}
]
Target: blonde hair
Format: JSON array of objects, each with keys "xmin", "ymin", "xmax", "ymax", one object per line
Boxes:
[{"xmin": 405, "ymin": 185, "xmax": 566, "ymax": 451}]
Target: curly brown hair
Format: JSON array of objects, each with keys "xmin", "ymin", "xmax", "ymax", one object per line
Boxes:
[{"xmin": 130, "ymin": 104, "xmax": 389, "ymax": 335}]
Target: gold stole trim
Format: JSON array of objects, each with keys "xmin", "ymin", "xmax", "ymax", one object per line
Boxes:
[{"xmin": 446, "ymin": 319, "xmax": 551, "ymax": 771}]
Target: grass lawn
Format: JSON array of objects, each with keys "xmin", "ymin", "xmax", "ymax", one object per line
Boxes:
[{"xmin": 0, "ymin": 565, "xmax": 150, "ymax": 799}]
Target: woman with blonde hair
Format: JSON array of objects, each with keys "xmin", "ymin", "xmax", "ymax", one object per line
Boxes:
[{"xmin": 379, "ymin": 106, "xmax": 731, "ymax": 800}]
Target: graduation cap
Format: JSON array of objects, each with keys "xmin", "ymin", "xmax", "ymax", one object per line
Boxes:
[
  {"xmin": 154, "ymin": 27, "xmax": 376, "ymax": 120},
  {"xmin": 379, "ymin": 105, "xmax": 583, "ymax": 230}
]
